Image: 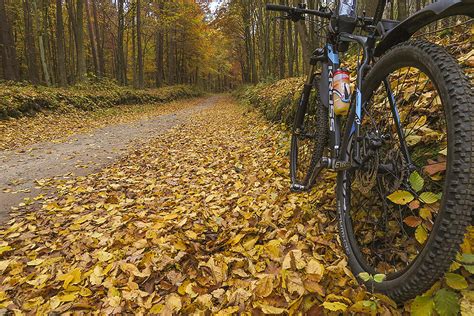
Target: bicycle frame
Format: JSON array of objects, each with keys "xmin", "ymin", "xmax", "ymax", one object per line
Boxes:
[{"xmin": 305, "ymin": 30, "xmax": 412, "ymax": 174}]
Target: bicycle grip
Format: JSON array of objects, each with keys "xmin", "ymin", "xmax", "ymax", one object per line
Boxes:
[{"xmin": 266, "ymin": 4, "xmax": 291, "ymax": 12}]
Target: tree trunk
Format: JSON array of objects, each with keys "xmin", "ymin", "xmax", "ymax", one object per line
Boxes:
[
  {"xmin": 278, "ymin": 0, "xmax": 285, "ymax": 79},
  {"xmin": 85, "ymin": 0, "xmax": 99, "ymax": 76},
  {"xmin": 287, "ymin": 7, "xmax": 294, "ymax": 77},
  {"xmin": 0, "ymin": 0, "xmax": 20, "ymax": 80},
  {"xmin": 295, "ymin": 21, "xmax": 311, "ymax": 70},
  {"xmin": 116, "ymin": 0, "xmax": 126, "ymax": 85},
  {"xmin": 56, "ymin": 0, "xmax": 67, "ymax": 86},
  {"xmin": 32, "ymin": 0, "xmax": 51, "ymax": 86},
  {"xmin": 91, "ymin": 0, "xmax": 104, "ymax": 77},
  {"xmin": 132, "ymin": 8, "xmax": 137, "ymax": 88},
  {"xmin": 155, "ymin": 1, "xmax": 164, "ymax": 87},
  {"xmin": 23, "ymin": 0, "xmax": 40, "ymax": 84},
  {"xmin": 397, "ymin": 0, "xmax": 408, "ymax": 20},
  {"xmin": 75, "ymin": 0, "xmax": 86, "ymax": 81},
  {"xmin": 136, "ymin": 0, "xmax": 144, "ymax": 88}
]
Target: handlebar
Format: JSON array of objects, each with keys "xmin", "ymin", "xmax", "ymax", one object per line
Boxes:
[
  {"xmin": 266, "ymin": 4, "xmax": 291, "ymax": 12},
  {"xmin": 266, "ymin": 3, "xmax": 332, "ymax": 19}
]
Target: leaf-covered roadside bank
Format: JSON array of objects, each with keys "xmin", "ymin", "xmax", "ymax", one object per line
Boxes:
[
  {"xmin": 0, "ymin": 82, "xmax": 202, "ymax": 121},
  {"xmin": 0, "ymin": 96, "xmax": 472, "ymax": 314}
]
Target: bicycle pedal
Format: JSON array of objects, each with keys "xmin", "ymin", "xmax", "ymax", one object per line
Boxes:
[{"xmin": 290, "ymin": 183, "xmax": 306, "ymax": 193}]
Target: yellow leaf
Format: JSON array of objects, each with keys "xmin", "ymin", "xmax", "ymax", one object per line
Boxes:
[
  {"xmin": 185, "ymin": 230, "xmax": 198, "ymax": 240},
  {"xmin": 0, "ymin": 260, "xmax": 11, "ymax": 273},
  {"xmin": 79, "ymin": 287, "xmax": 93, "ymax": 297},
  {"xmin": 120, "ymin": 262, "xmax": 150, "ymax": 278},
  {"xmin": 165, "ymin": 293, "xmax": 182, "ymax": 312},
  {"xmin": 58, "ymin": 268, "xmax": 82, "ymax": 289},
  {"xmin": 445, "ymin": 273, "xmax": 468, "ymax": 290},
  {"xmin": 215, "ymin": 306, "xmax": 240, "ymax": 316},
  {"xmin": 415, "ymin": 225, "xmax": 428, "ymax": 244},
  {"xmin": 419, "ymin": 208, "xmax": 432, "ymax": 220},
  {"xmin": 95, "ymin": 250, "xmax": 114, "ymax": 262},
  {"xmin": 243, "ymin": 235, "xmax": 259, "ymax": 250},
  {"xmin": 49, "ymin": 296, "xmax": 61, "ymax": 310},
  {"xmin": 264, "ymin": 239, "xmax": 281, "ymax": 260},
  {"xmin": 306, "ymin": 259, "xmax": 325, "ymax": 280},
  {"xmin": 419, "ymin": 192, "xmax": 440, "ymax": 204},
  {"xmin": 387, "ymin": 190, "xmax": 414, "ymax": 205},
  {"xmin": 150, "ymin": 303, "xmax": 164, "ymax": 314},
  {"xmin": 27, "ymin": 258, "xmax": 45, "ymax": 266},
  {"xmin": 282, "ymin": 249, "xmax": 305, "ymax": 270},
  {"xmin": 255, "ymin": 275, "xmax": 274, "ymax": 298},
  {"xmin": 89, "ymin": 265, "xmax": 104, "ymax": 286},
  {"xmin": 254, "ymin": 302, "xmax": 287, "ymax": 314},
  {"xmin": 322, "ymin": 301, "xmax": 348, "ymax": 312},
  {"xmin": 0, "ymin": 246, "xmax": 12, "ymax": 255},
  {"xmin": 58, "ymin": 293, "xmax": 77, "ymax": 302}
]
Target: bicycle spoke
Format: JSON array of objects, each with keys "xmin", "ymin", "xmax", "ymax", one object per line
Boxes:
[{"xmin": 346, "ymin": 64, "xmax": 448, "ymax": 276}]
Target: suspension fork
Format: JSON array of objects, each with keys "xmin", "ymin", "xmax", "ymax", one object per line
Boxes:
[
  {"xmin": 296, "ymin": 48, "xmax": 326, "ymax": 129},
  {"xmin": 294, "ymin": 65, "xmax": 317, "ymax": 129}
]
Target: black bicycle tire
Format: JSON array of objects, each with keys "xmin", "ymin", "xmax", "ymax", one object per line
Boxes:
[
  {"xmin": 337, "ymin": 40, "xmax": 474, "ymax": 303},
  {"xmin": 290, "ymin": 78, "xmax": 328, "ymax": 189}
]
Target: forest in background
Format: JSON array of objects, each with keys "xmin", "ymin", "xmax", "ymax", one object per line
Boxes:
[
  {"xmin": 0, "ymin": 0, "xmax": 236, "ymax": 91},
  {"xmin": 0, "ymin": 0, "xmax": 470, "ymax": 92}
]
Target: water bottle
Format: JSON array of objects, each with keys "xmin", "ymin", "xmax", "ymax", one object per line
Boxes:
[{"xmin": 333, "ymin": 68, "xmax": 352, "ymax": 116}]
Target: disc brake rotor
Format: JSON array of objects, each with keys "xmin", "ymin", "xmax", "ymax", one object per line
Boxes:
[
  {"xmin": 382, "ymin": 148, "xmax": 409, "ymax": 193},
  {"xmin": 353, "ymin": 138, "xmax": 380, "ymax": 196}
]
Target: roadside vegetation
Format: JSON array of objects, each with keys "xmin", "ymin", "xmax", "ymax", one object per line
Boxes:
[{"xmin": 0, "ymin": 81, "xmax": 202, "ymax": 120}]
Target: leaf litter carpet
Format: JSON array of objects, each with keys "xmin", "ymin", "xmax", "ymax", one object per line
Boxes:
[{"xmin": 0, "ymin": 96, "xmax": 401, "ymax": 314}]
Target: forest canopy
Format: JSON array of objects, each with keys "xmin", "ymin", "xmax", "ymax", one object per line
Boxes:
[{"xmin": 0, "ymin": 0, "xmax": 468, "ymax": 90}]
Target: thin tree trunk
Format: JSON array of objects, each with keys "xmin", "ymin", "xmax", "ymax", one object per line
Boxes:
[
  {"xmin": 91, "ymin": 0, "xmax": 104, "ymax": 77},
  {"xmin": 32, "ymin": 0, "xmax": 51, "ymax": 86},
  {"xmin": 137, "ymin": 0, "xmax": 144, "ymax": 88},
  {"xmin": 295, "ymin": 21, "xmax": 311, "ymax": 71},
  {"xmin": 287, "ymin": 6, "xmax": 294, "ymax": 77},
  {"xmin": 397, "ymin": 0, "xmax": 408, "ymax": 20},
  {"xmin": 75, "ymin": 0, "xmax": 86, "ymax": 81},
  {"xmin": 23, "ymin": 0, "xmax": 40, "ymax": 84},
  {"xmin": 278, "ymin": 0, "xmax": 286, "ymax": 79},
  {"xmin": 56, "ymin": 0, "xmax": 67, "ymax": 86},
  {"xmin": 155, "ymin": 0, "xmax": 164, "ymax": 87},
  {"xmin": 85, "ymin": 0, "xmax": 99, "ymax": 76},
  {"xmin": 116, "ymin": 0, "xmax": 126, "ymax": 85},
  {"xmin": 0, "ymin": 0, "xmax": 20, "ymax": 80}
]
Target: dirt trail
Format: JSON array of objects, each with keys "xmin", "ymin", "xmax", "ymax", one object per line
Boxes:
[{"xmin": 0, "ymin": 96, "xmax": 218, "ymax": 221}]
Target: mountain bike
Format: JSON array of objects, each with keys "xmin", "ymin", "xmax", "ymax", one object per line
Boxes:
[{"xmin": 267, "ymin": 0, "xmax": 474, "ymax": 303}]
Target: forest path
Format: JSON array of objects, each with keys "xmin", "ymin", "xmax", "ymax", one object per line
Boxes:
[
  {"xmin": 0, "ymin": 96, "xmax": 387, "ymax": 314},
  {"xmin": 0, "ymin": 96, "xmax": 218, "ymax": 221}
]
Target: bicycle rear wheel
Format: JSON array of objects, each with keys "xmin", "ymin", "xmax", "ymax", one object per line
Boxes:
[
  {"xmin": 337, "ymin": 40, "xmax": 474, "ymax": 302},
  {"xmin": 290, "ymin": 78, "xmax": 328, "ymax": 191}
]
